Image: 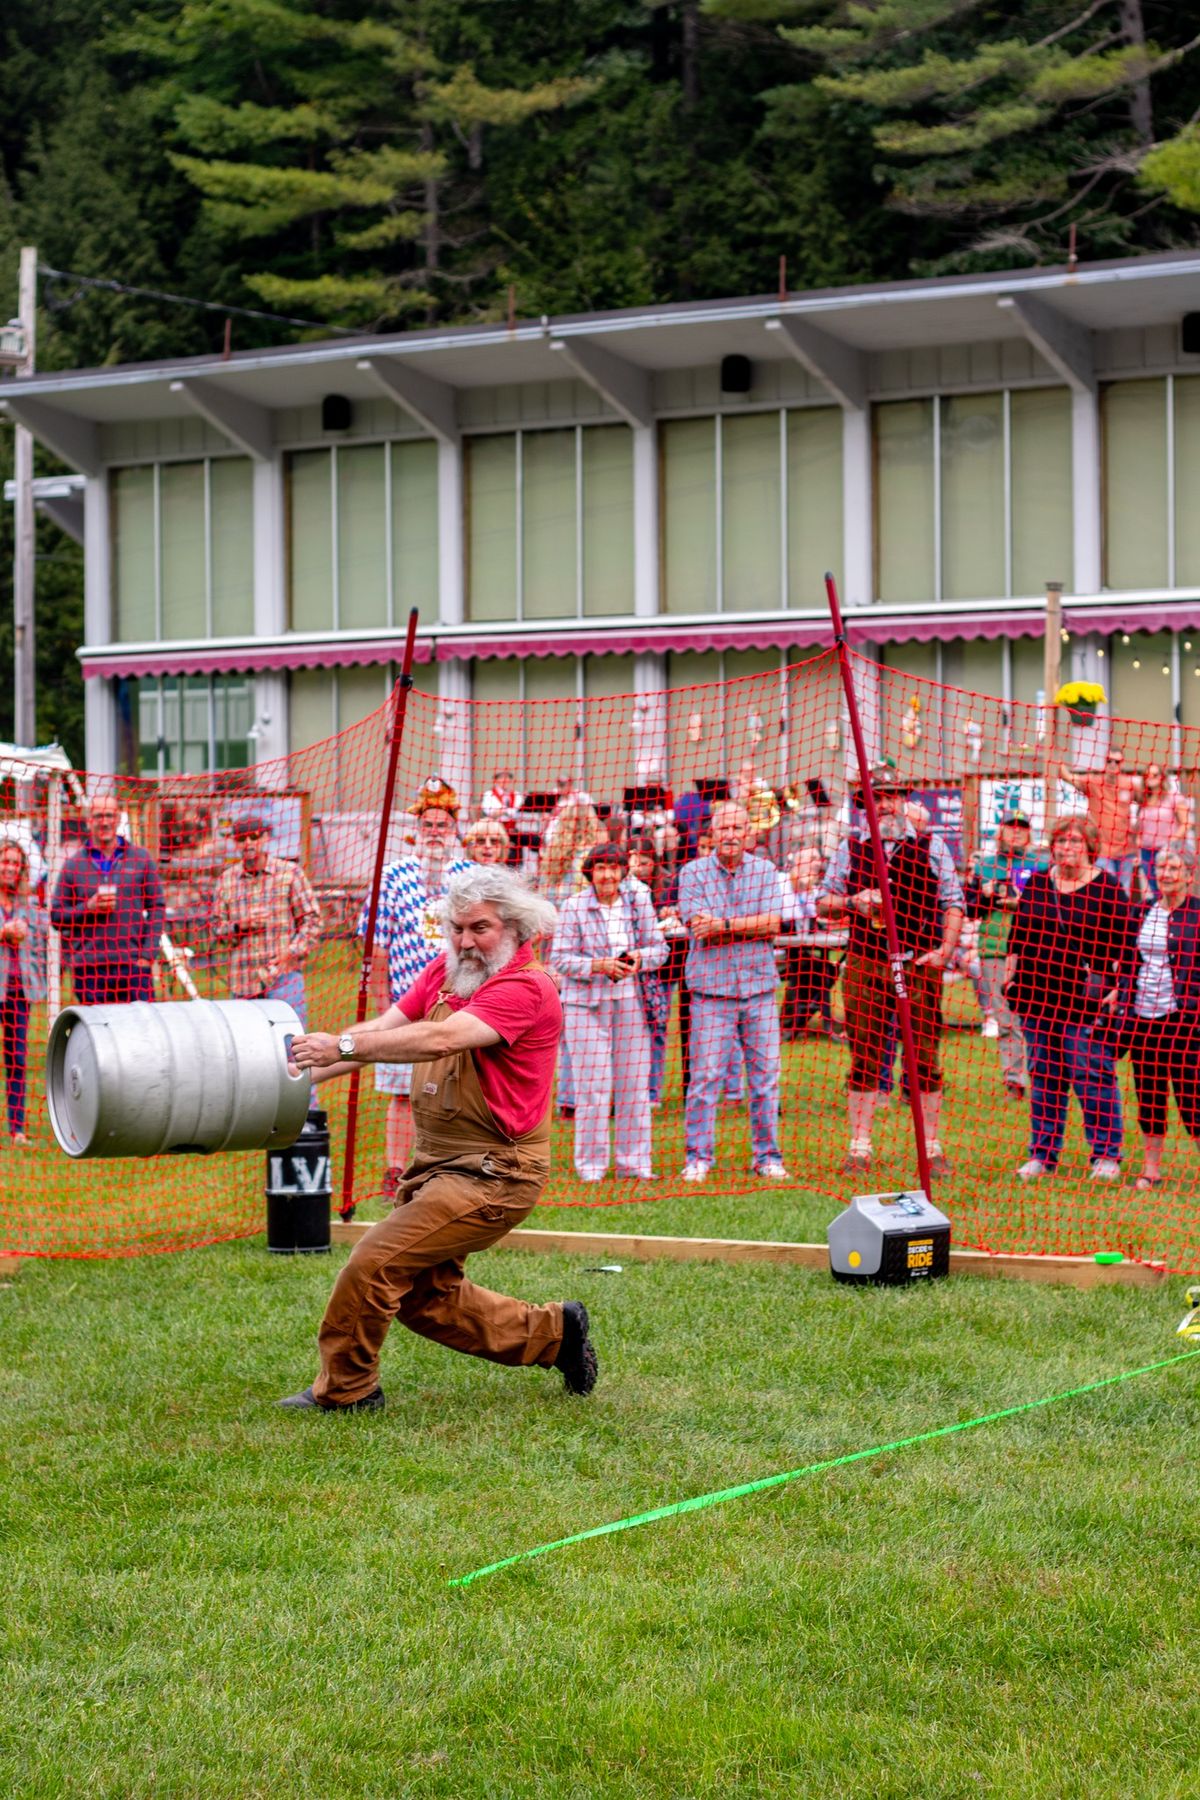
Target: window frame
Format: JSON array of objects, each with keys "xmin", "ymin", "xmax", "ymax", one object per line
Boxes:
[
  {"xmin": 111, "ymin": 453, "xmax": 255, "ymax": 644},
  {"xmin": 284, "ymin": 439, "xmax": 439, "ymax": 633},
  {"xmin": 873, "ymin": 383, "xmax": 1074, "ymax": 605},
  {"xmin": 464, "ymin": 422, "xmax": 636, "ymax": 623}
]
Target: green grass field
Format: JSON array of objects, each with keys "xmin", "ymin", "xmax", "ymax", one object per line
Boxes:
[{"xmin": 3, "ymin": 1232, "xmax": 1200, "ymax": 1798}]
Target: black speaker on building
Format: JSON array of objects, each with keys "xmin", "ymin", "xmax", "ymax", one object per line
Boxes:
[
  {"xmin": 322, "ymin": 393, "xmax": 354, "ymax": 431},
  {"xmin": 720, "ymin": 354, "xmax": 753, "ymax": 394},
  {"xmin": 1182, "ymin": 315, "xmax": 1200, "ymax": 355}
]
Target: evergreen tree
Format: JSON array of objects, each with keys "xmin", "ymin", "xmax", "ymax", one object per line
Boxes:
[{"xmin": 773, "ymin": 0, "xmax": 1200, "ymax": 268}]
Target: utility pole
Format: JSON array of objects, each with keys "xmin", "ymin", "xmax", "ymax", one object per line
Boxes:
[
  {"xmin": 13, "ymin": 245, "xmax": 37, "ymax": 748},
  {"xmin": 1042, "ymin": 580, "xmax": 1063, "ymax": 840}
]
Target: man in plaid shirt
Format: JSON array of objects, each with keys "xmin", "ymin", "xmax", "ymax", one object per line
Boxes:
[
  {"xmin": 359, "ymin": 778, "xmax": 474, "ymax": 1193},
  {"xmin": 213, "ymin": 816, "xmax": 323, "ymax": 1024}
]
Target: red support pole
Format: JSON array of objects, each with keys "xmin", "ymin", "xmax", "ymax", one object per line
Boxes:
[
  {"xmin": 824, "ymin": 573, "xmax": 934, "ymax": 1200},
  {"xmin": 337, "ymin": 607, "xmax": 420, "ymax": 1220}
]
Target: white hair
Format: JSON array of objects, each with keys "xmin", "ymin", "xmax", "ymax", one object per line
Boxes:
[{"xmin": 441, "ymin": 866, "xmax": 558, "ymax": 944}]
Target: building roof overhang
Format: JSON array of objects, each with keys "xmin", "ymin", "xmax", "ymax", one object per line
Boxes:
[{"xmin": 4, "ymin": 251, "xmax": 1200, "ymax": 454}]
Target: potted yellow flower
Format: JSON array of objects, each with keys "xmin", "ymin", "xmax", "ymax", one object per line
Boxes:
[{"xmin": 1054, "ymin": 679, "xmax": 1106, "ymax": 727}]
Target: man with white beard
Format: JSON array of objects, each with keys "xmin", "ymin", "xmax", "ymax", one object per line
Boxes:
[
  {"xmin": 816, "ymin": 766, "xmax": 963, "ymax": 1179},
  {"xmin": 358, "ymin": 778, "xmax": 474, "ymax": 1195},
  {"xmin": 281, "ymin": 867, "xmax": 597, "ymax": 1411}
]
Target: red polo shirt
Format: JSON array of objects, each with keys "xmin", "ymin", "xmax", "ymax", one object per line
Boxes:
[{"xmin": 398, "ymin": 943, "xmax": 562, "ymax": 1138}]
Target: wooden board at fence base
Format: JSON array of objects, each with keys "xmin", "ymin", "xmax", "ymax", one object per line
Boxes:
[{"xmin": 328, "ymin": 1222, "xmax": 1166, "ymax": 1289}]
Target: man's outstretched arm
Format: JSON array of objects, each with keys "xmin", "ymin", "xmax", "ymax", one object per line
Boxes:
[{"xmin": 292, "ymin": 1008, "xmax": 501, "ymax": 1080}]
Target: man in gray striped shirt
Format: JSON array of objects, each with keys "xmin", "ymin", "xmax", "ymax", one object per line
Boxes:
[{"xmin": 676, "ymin": 801, "xmax": 790, "ymax": 1183}]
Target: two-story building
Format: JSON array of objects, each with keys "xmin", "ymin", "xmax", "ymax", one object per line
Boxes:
[{"xmin": 5, "ymin": 249, "xmax": 1200, "ymax": 799}]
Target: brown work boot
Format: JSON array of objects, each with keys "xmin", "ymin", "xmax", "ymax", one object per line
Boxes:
[{"xmin": 841, "ymin": 1147, "xmax": 872, "ymax": 1176}]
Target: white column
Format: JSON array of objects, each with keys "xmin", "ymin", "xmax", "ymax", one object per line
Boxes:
[
  {"xmin": 841, "ymin": 408, "xmax": 872, "ymax": 610},
  {"xmin": 1071, "ymin": 388, "xmax": 1102, "ymax": 597},
  {"xmin": 82, "ymin": 472, "xmax": 117, "ymax": 771},
  {"xmin": 251, "ymin": 457, "xmax": 289, "ymax": 767},
  {"xmin": 632, "ymin": 424, "xmax": 659, "ymax": 617},
  {"xmin": 437, "ymin": 439, "xmax": 464, "ymax": 626}
]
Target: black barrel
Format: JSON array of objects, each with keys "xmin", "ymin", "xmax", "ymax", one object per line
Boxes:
[{"xmin": 265, "ymin": 1108, "xmax": 332, "ymax": 1254}]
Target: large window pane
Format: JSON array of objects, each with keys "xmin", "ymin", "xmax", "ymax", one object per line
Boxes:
[
  {"xmin": 337, "ymin": 445, "xmax": 387, "ymax": 630},
  {"xmin": 662, "ymin": 419, "xmax": 717, "ymax": 615},
  {"xmin": 113, "ymin": 466, "xmax": 157, "ymax": 641},
  {"xmin": 583, "ymin": 653, "xmax": 636, "ymax": 796},
  {"xmin": 788, "ymin": 407, "xmax": 842, "ymax": 608},
  {"xmin": 288, "ymin": 668, "xmax": 334, "ymax": 753},
  {"xmin": 181, "ymin": 674, "xmax": 210, "ymax": 772},
  {"xmin": 136, "ymin": 680, "xmax": 159, "ymax": 774},
  {"xmin": 1176, "ymin": 377, "xmax": 1200, "ymax": 588},
  {"xmin": 1109, "ymin": 631, "xmax": 1174, "ymax": 747},
  {"xmin": 471, "ymin": 659, "xmax": 524, "ymax": 800},
  {"xmin": 210, "ymin": 459, "xmax": 254, "ymax": 636},
  {"xmin": 880, "ymin": 641, "xmax": 940, "ymax": 782},
  {"xmin": 1011, "ymin": 388, "xmax": 1072, "ymax": 596},
  {"xmin": 467, "ymin": 435, "xmax": 517, "ymax": 621},
  {"xmin": 666, "ymin": 650, "xmax": 724, "ymax": 783},
  {"xmin": 941, "ymin": 393, "xmax": 1004, "ymax": 600},
  {"xmin": 523, "ymin": 657, "xmax": 579, "ymax": 792},
  {"xmin": 722, "ymin": 414, "xmax": 780, "ymax": 612},
  {"xmin": 392, "ymin": 440, "xmax": 439, "ymax": 624},
  {"xmin": 523, "ymin": 428, "xmax": 577, "ymax": 619},
  {"xmin": 160, "ymin": 462, "xmax": 207, "ymax": 640},
  {"xmin": 582, "ymin": 426, "xmax": 634, "ymax": 616},
  {"xmin": 1105, "ymin": 380, "xmax": 1168, "ymax": 590},
  {"xmin": 215, "ymin": 676, "xmax": 255, "ymax": 770},
  {"xmin": 289, "ymin": 452, "xmax": 333, "ymax": 631},
  {"xmin": 876, "ymin": 401, "xmax": 935, "ymax": 602}
]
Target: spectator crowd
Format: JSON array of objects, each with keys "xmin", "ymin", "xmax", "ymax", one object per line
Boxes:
[{"xmin": 2, "ymin": 745, "xmax": 1199, "ymax": 1205}]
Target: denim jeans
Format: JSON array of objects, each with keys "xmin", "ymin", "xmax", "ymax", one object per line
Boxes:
[
  {"xmin": 262, "ymin": 969, "xmax": 308, "ymax": 1028},
  {"xmin": 1096, "ymin": 853, "xmax": 1135, "ymax": 897},
  {"xmin": 1021, "ymin": 1017, "xmax": 1123, "ymax": 1166},
  {"xmin": 685, "ymin": 990, "xmax": 781, "ymax": 1168},
  {"xmin": 1, "ymin": 979, "xmax": 30, "ymax": 1135}
]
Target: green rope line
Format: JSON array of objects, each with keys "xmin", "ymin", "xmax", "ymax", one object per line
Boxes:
[{"xmin": 450, "ymin": 1345, "xmax": 1200, "ymax": 1588}]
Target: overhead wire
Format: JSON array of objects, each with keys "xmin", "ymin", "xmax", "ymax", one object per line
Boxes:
[{"xmin": 37, "ymin": 265, "xmax": 366, "ymax": 339}]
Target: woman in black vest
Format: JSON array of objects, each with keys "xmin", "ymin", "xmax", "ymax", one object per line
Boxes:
[
  {"xmin": 1005, "ymin": 814, "xmax": 1135, "ymax": 1181},
  {"xmin": 1124, "ymin": 841, "xmax": 1200, "ymax": 1189}
]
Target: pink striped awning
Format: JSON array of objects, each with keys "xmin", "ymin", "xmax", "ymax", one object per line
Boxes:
[{"xmin": 79, "ymin": 598, "xmax": 1200, "ymax": 681}]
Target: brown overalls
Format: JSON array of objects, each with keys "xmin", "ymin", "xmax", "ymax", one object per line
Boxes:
[{"xmin": 311, "ymin": 991, "xmax": 564, "ymax": 1405}]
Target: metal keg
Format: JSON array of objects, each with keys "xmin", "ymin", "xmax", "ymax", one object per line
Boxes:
[{"xmin": 46, "ymin": 998, "xmax": 311, "ymax": 1159}]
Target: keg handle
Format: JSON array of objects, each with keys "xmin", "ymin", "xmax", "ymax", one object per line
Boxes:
[{"xmin": 283, "ymin": 1033, "xmax": 306, "ymax": 1079}]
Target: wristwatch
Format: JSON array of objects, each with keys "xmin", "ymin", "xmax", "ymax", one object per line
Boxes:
[{"xmin": 337, "ymin": 1032, "xmax": 359, "ymax": 1059}]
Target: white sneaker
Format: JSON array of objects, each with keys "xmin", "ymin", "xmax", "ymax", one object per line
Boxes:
[
  {"xmin": 981, "ymin": 1016, "xmax": 999, "ymax": 1040},
  {"xmin": 682, "ymin": 1160, "xmax": 711, "ymax": 1183},
  {"xmin": 1016, "ymin": 1158, "xmax": 1050, "ymax": 1181},
  {"xmin": 755, "ymin": 1161, "xmax": 792, "ymax": 1181},
  {"xmin": 1090, "ymin": 1158, "xmax": 1122, "ymax": 1182}
]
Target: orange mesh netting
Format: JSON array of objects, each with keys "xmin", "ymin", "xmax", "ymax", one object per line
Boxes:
[{"xmin": 3, "ymin": 647, "xmax": 1200, "ymax": 1269}]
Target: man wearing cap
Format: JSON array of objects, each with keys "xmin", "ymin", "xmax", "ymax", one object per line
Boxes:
[
  {"xmin": 362, "ymin": 777, "xmax": 473, "ymax": 1194},
  {"xmin": 816, "ymin": 766, "xmax": 964, "ymax": 1177},
  {"xmin": 213, "ymin": 816, "xmax": 323, "ymax": 1022},
  {"xmin": 964, "ymin": 810, "xmax": 1044, "ymax": 1099}
]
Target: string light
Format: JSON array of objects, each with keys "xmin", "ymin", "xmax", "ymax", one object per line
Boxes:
[
  {"xmin": 1162, "ymin": 664, "xmax": 1171, "ymax": 676},
  {"xmin": 1133, "ymin": 658, "xmax": 1142, "ymax": 669},
  {"xmin": 1122, "ymin": 634, "xmax": 1131, "ymax": 645}
]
